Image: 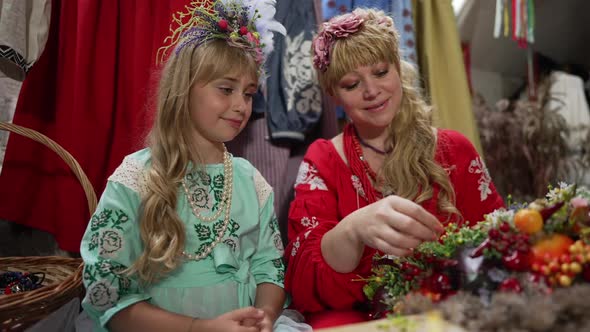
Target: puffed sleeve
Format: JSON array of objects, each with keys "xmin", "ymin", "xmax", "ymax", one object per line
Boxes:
[
  {"xmin": 80, "ymin": 156, "xmax": 151, "ymax": 328},
  {"xmin": 250, "ymin": 169, "xmax": 286, "ymax": 287},
  {"xmin": 443, "ymin": 130, "xmax": 505, "ymax": 225},
  {"xmin": 285, "ymin": 140, "xmax": 372, "ymax": 314}
]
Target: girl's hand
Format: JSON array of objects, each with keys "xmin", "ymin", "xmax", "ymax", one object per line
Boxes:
[
  {"xmin": 242, "ymin": 308, "xmax": 274, "ymax": 332},
  {"xmin": 200, "ymin": 307, "xmax": 264, "ymax": 332},
  {"xmin": 256, "ymin": 310, "xmax": 273, "ymax": 332},
  {"xmin": 350, "ymin": 195, "xmax": 445, "ymax": 256}
]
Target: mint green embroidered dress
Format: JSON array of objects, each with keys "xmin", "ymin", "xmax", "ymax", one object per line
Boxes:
[{"xmin": 80, "ymin": 149, "xmax": 288, "ymax": 330}]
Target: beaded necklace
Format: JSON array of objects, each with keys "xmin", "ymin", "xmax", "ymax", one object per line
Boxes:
[
  {"xmin": 343, "ymin": 124, "xmax": 382, "ymax": 203},
  {"xmin": 181, "ymin": 145, "xmax": 233, "ymax": 261}
]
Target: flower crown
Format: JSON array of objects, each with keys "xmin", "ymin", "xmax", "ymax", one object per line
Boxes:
[
  {"xmin": 312, "ymin": 9, "xmax": 396, "ymax": 72},
  {"xmin": 157, "ymin": 0, "xmax": 285, "ymax": 81}
]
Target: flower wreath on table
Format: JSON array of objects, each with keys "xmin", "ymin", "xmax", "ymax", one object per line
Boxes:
[{"xmin": 363, "ymin": 183, "xmax": 590, "ymax": 331}]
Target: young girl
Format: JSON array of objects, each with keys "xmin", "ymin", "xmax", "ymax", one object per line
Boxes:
[
  {"xmin": 285, "ymin": 8, "xmax": 505, "ymax": 328},
  {"xmin": 79, "ymin": 1, "xmax": 309, "ymax": 331}
]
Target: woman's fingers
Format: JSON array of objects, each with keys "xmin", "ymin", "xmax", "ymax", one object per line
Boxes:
[
  {"xmin": 372, "ymin": 238, "xmax": 412, "ymax": 257},
  {"xmin": 375, "ymin": 226, "xmax": 423, "ymax": 249},
  {"xmin": 384, "ymin": 210, "xmax": 438, "ymax": 241},
  {"xmin": 387, "ymin": 196, "xmax": 445, "ymax": 235}
]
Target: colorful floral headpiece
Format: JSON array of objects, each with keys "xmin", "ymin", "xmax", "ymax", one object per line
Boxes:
[
  {"xmin": 312, "ymin": 9, "xmax": 396, "ymax": 72},
  {"xmin": 157, "ymin": 0, "xmax": 285, "ymax": 81}
]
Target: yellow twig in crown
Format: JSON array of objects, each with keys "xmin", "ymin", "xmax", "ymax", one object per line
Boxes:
[{"xmin": 157, "ymin": 0, "xmax": 215, "ymax": 64}]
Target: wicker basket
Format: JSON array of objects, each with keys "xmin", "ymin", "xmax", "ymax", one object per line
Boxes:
[{"xmin": 0, "ymin": 122, "xmax": 97, "ymax": 331}]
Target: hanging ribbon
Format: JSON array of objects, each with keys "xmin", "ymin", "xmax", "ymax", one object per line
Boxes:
[
  {"xmin": 493, "ymin": 0, "xmax": 503, "ymax": 38},
  {"xmin": 527, "ymin": 0, "xmax": 535, "ymax": 44},
  {"xmin": 492, "ymin": 0, "xmax": 536, "ymax": 100},
  {"xmin": 494, "ymin": 0, "xmax": 534, "ymax": 47},
  {"xmin": 503, "ymin": 0, "xmax": 510, "ymax": 37}
]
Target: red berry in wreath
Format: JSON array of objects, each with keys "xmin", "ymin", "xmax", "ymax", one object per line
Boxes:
[
  {"xmin": 217, "ymin": 19, "xmax": 229, "ymax": 31},
  {"xmin": 499, "ymin": 222, "xmax": 511, "ymax": 233},
  {"xmin": 498, "ymin": 277, "xmax": 522, "ymax": 293},
  {"xmin": 502, "ymin": 250, "xmax": 531, "ymax": 271}
]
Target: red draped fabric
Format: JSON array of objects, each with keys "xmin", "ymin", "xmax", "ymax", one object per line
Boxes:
[{"xmin": 0, "ymin": 0, "xmax": 189, "ymax": 252}]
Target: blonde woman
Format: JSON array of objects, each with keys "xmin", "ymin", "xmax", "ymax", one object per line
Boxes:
[
  {"xmin": 285, "ymin": 8, "xmax": 504, "ymax": 328},
  {"xmin": 79, "ymin": 1, "xmax": 311, "ymax": 331}
]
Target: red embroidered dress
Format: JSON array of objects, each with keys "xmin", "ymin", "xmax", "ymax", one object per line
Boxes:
[{"xmin": 285, "ymin": 126, "xmax": 504, "ymax": 314}]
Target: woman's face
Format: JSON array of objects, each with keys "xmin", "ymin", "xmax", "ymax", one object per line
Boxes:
[{"xmin": 333, "ymin": 62, "xmax": 403, "ymax": 132}]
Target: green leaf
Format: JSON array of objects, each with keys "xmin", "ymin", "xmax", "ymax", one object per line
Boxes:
[{"xmin": 194, "ymin": 224, "xmax": 212, "ymax": 241}]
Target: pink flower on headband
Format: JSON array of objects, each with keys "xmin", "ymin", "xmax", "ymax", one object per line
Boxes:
[
  {"xmin": 324, "ymin": 13, "xmax": 364, "ymax": 37},
  {"xmin": 313, "ymin": 13, "xmax": 364, "ymax": 72}
]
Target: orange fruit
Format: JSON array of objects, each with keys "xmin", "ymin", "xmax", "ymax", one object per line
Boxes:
[
  {"xmin": 514, "ymin": 209, "xmax": 544, "ymax": 234},
  {"xmin": 531, "ymin": 234, "xmax": 575, "ymax": 264}
]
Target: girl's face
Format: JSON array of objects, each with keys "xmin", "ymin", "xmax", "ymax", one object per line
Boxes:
[
  {"xmin": 188, "ymin": 72, "xmax": 257, "ymax": 145},
  {"xmin": 333, "ymin": 62, "xmax": 402, "ymax": 132}
]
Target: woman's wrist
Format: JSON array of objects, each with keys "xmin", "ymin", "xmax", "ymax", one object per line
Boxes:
[
  {"xmin": 339, "ymin": 212, "xmax": 363, "ymax": 249},
  {"xmin": 321, "ymin": 214, "xmax": 364, "ymax": 273}
]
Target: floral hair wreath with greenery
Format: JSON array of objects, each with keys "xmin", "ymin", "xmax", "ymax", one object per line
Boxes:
[{"xmin": 157, "ymin": 0, "xmax": 285, "ymax": 83}]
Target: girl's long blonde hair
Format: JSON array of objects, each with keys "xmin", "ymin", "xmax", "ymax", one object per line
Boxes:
[
  {"xmin": 128, "ymin": 40, "xmax": 258, "ymax": 284},
  {"xmin": 316, "ymin": 8, "xmax": 460, "ymax": 219}
]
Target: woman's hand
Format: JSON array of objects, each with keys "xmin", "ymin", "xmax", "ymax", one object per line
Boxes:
[
  {"xmin": 350, "ymin": 195, "xmax": 444, "ymax": 256},
  {"xmin": 322, "ymin": 195, "xmax": 445, "ymax": 273}
]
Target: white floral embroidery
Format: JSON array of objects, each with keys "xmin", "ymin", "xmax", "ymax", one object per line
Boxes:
[
  {"xmin": 273, "ymin": 233, "xmax": 285, "ymax": 256},
  {"xmin": 108, "ymin": 156, "xmax": 148, "ymax": 196},
  {"xmin": 291, "ymin": 236, "xmax": 301, "ymax": 257},
  {"xmin": 98, "ymin": 228, "xmax": 124, "ymax": 258},
  {"xmin": 87, "ymin": 280, "xmax": 119, "ymax": 311},
  {"xmin": 283, "ymin": 32, "xmax": 322, "ymax": 114},
  {"xmin": 300, "ymin": 216, "xmax": 319, "ymax": 229},
  {"xmin": 309, "ymin": 176, "xmax": 327, "ymax": 190},
  {"xmin": 351, "ymin": 175, "xmax": 366, "ymax": 199},
  {"xmin": 468, "ymin": 157, "xmax": 492, "ymax": 201},
  {"xmin": 294, "ymin": 161, "xmax": 327, "ymax": 191},
  {"xmin": 295, "ymin": 161, "xmax": 310, "ymax": 186},
  {"xmin": 300, "ymin": 216, "xmax": 319, "ymax": 240}
]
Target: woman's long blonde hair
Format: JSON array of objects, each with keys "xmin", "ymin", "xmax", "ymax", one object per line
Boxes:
[
  {"xmin": 128, "ymin": 40, "xmax": 258, "ymax": 284},
  {"xmin": 316, "ymin": 8, "xmax": 460, "ymax": 219}
]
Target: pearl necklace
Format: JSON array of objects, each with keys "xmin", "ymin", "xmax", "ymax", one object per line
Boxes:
[
  {"xmin": 181, "ymin": 145, "xmax": 233, "ymax": 261},
  {"xmin": 181, "ymin": 146, "xmax": 232, "ymax": 222}
]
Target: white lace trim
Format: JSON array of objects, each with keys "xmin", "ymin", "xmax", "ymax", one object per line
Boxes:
[
  {"xmin": 253, "ymin": 168, "xmax": 272, "ymax": 208},
  {"xmin": 108, "ymin": 156, "xmax": 148, "ymax": 196}
]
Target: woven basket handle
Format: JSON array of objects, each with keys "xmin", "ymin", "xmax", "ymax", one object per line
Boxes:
[{"xmin": 0, "ymin": 121, "xmax": 97, "ymax": 215}]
